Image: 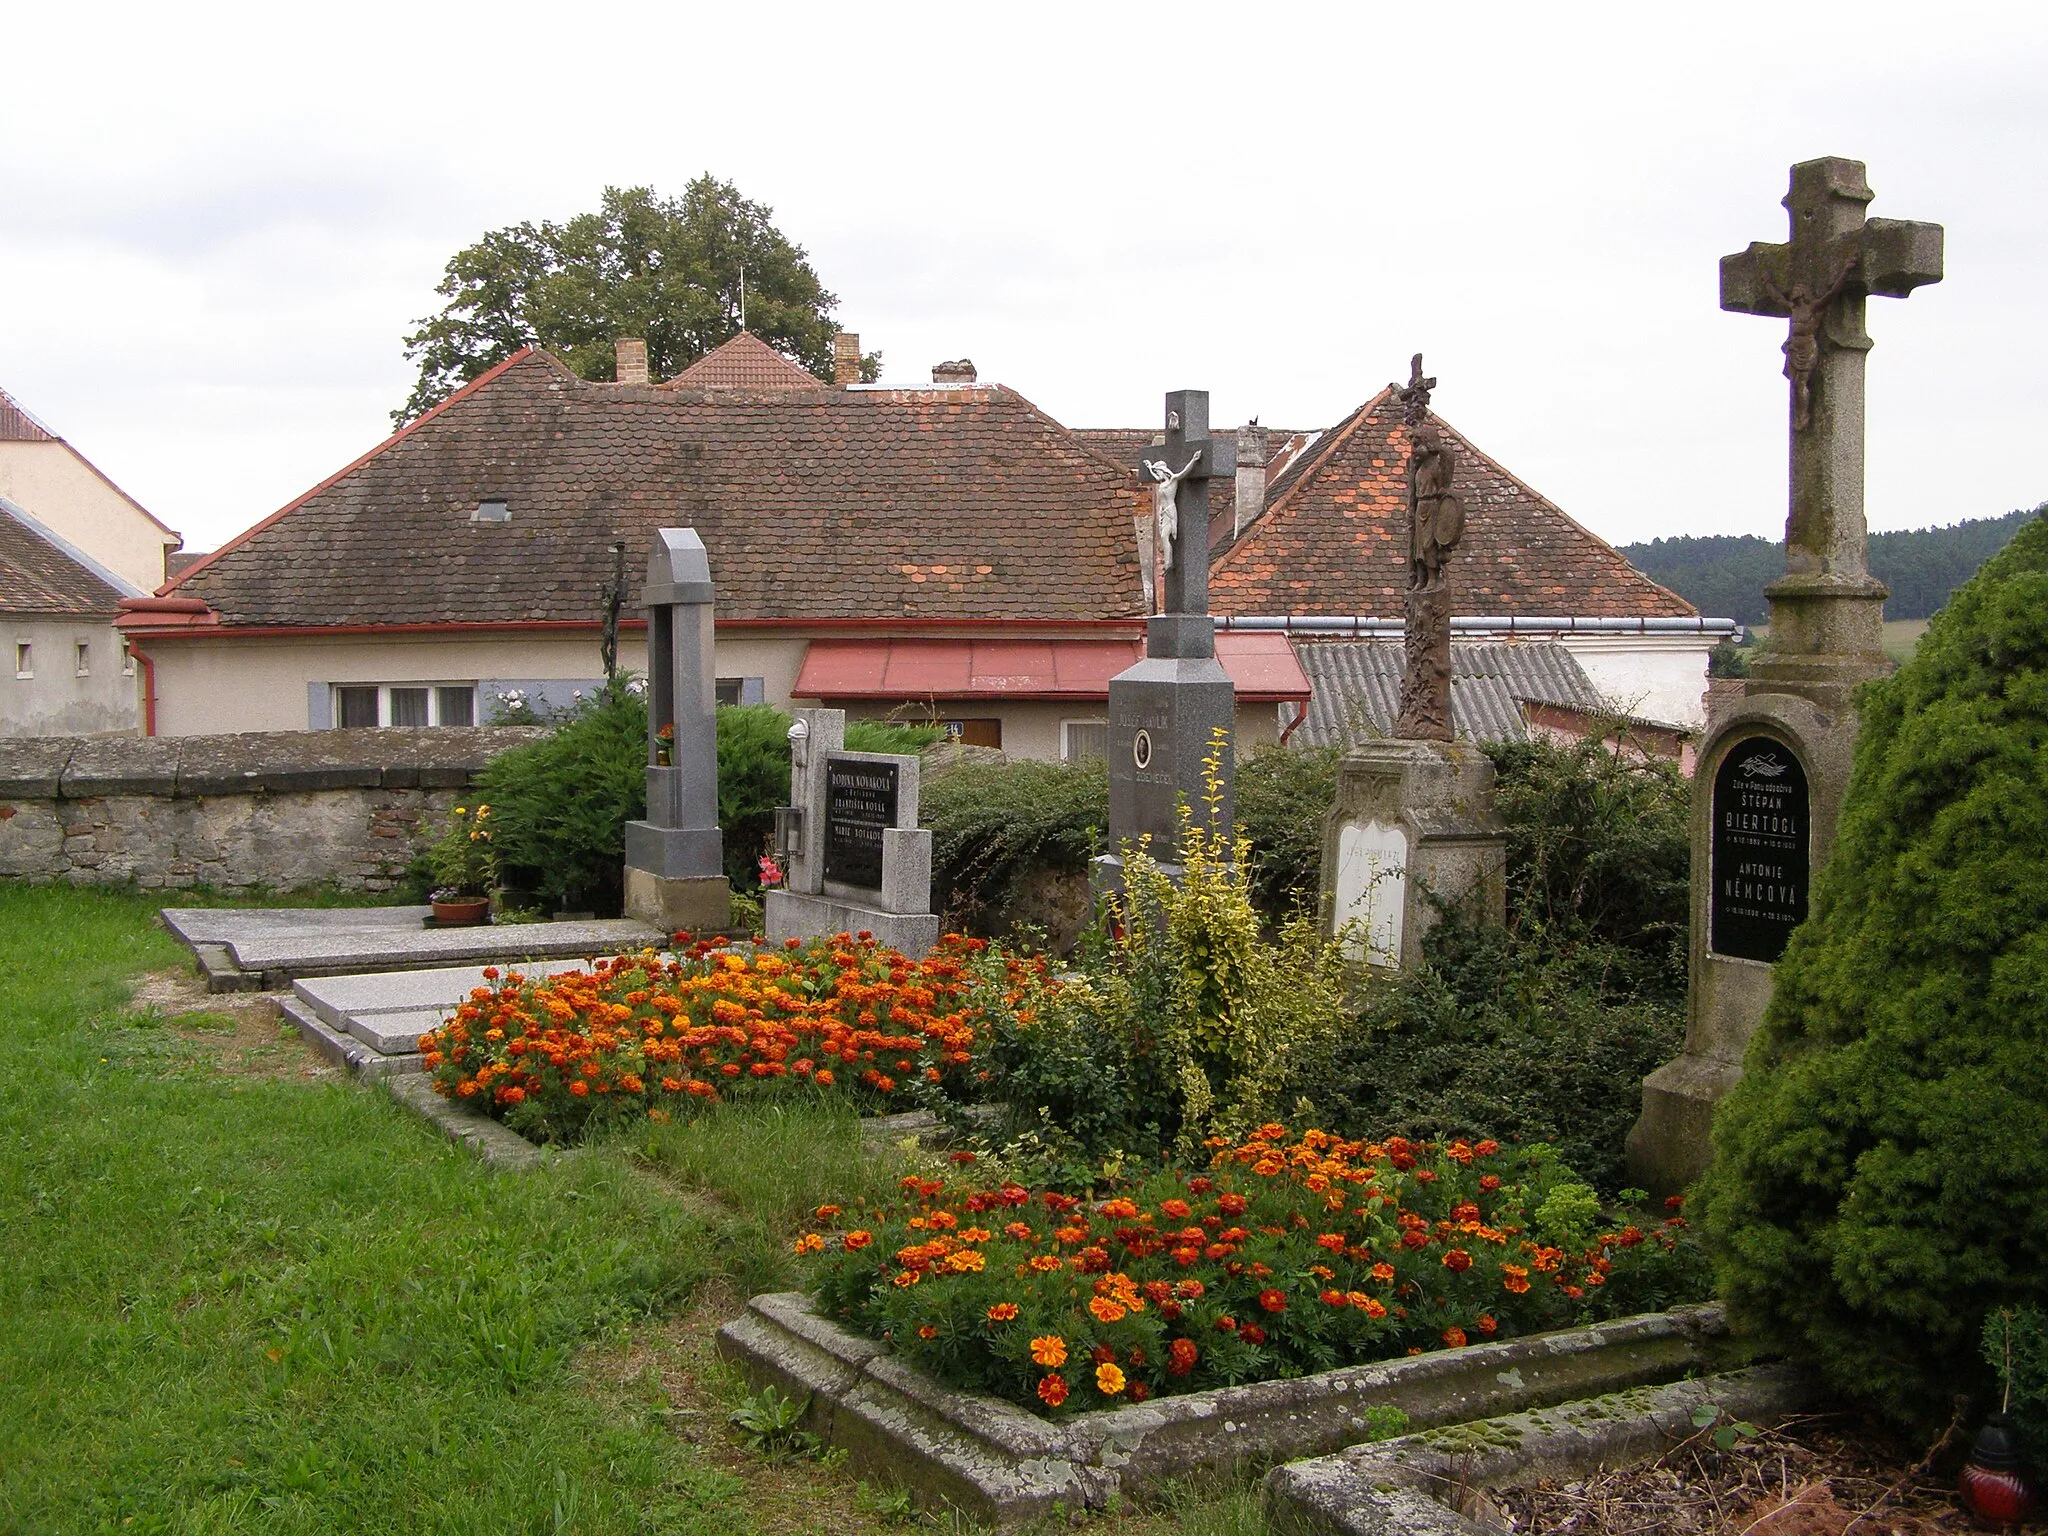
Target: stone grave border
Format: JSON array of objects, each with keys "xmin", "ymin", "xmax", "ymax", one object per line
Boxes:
[
  {"xmin": 715, "ymin": 1290, "xmax": 1740, "ymax": 1526},
  {"xmin": 1261, "ymin": 1363, "xmax": 1816, "ymax": 1535}
]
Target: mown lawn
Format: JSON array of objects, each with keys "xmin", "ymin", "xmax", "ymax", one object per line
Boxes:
[{"xmin": 0, "ymin": 887, "xmax": 1268, "ymax": 1536}]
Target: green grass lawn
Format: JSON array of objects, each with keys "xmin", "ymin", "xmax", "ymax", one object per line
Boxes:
[{"xmin": 0, "ymin": 886, "xmax": 1268, "ymax": 1536}]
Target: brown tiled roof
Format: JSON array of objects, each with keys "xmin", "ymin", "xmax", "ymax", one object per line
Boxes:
[
  {"xmin": 1, "ymin": 385, "xmax": 58, "ymax": 442},
  {"xmin": 164, "ymin": 350, "xmax": 1147, "ymax": 628},
  {"xmin": 0, "ymin": 502, "xmax": 128, "ymax": 617},
  {"xmin": 1209, "ymin": 389, "xmax": 1694, "ymax": 619},
  {"xmin": 660, "ymin": 332, "xmax": 825, "ymax": 392},
  {"xmin": 1074, "ymin": 426, "xmax": 1316, "ymax": 556}
]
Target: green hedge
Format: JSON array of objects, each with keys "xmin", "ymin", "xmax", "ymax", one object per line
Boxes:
[{"xmin": 1698, "ymin": 510, "xmax": 2048, "ymax": 1427}]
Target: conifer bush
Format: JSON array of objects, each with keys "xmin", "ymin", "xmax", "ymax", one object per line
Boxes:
[{"xmin": 1697, "ymin": 511, "xmax": 2048, "ymax": 1424}]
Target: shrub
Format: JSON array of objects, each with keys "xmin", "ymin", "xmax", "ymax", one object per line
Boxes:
[
  {"xmin": 921, "ymin": 758, "xmax": 1107, "ymax": 932},
  {"xmin": 800, "ymin": 1125, "xmax": 1706, "ymax": 1415},
  {"xmin": 475, "ymin": 677, "xmax": 645, "ymax": 914},
  {"xmin": 1235, "ymin": 742, "xmax": 1343, "ymax": 920},
  {"xmin": 419, "ymin": 934, "xmax": 1043, "ymax": 1144},
  {"xmin": 1697, "ymin": 511, "xmax": 2048, "ymax": 1428},
  {"xmin": 1281, "ymin": 917, "xmax": 1685, "ymax": 1193},
  {"xmin": 1984, "ymin": 1307, "xmax": 2048, "ymax": 1473},
  {"xmin": 717, "ymin": 704, "xmax": 794, "ymax": 890}
]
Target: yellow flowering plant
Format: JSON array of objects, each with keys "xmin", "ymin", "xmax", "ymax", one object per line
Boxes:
[{"xmin": 426, "ymin": 802, "xmax": 498, "ymax": 899}]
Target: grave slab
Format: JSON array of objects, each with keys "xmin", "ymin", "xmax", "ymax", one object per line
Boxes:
[
  {"xmin": 717, "ymin": 1291, "xmax": 1738, "ymax": 1527},
  {"xmin": 1262, "ymin": 1364, "xmax": 1817, "ymax": 1536},
  {"xmin": 288, "ymin": 958, "xmax": 604, "ymax": 1071},
  {"xmin": 161, "ymin": 907, "xmax": 662, "ymax": 988}
]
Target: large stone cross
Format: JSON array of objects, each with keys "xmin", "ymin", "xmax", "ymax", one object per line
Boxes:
[
  {"xmin": 1139, "ymin": 389, "xmax": 1235, "ymax": 629},
  {"xmin": 1721, "ymin": 158, "xmax": 1942, "ymax": 604}
]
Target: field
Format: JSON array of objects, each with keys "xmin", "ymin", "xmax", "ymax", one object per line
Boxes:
[{"xmin": 1742, "ymin": 618, "xmax": 1927, "ymax": 665}]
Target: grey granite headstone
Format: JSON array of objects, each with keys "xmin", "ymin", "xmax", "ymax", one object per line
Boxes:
[
  {"xmin": 623, "ymin": 528, "xmax": 733, "ymax": 934},
  {"xmin": 763, "ymin": 708, "xmax": 939, "ymax": 956},
  {"xmin": 1628, "ymin": 157, "xmax": 1944, "ymax": 1196},
  {"xmin": 1097, "ymin": 390, "xmax": 1237, "ymax": 888}
]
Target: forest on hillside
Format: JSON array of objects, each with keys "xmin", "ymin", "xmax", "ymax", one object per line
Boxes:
[{"xmin": 1623, "ymin": 505, "xmax": 2043, "ymax": 625}]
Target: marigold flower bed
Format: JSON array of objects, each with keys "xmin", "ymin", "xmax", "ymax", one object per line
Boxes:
[
  {"xmin": 802, "ymin": 1126, "xmax": 1703, "ymax": 1417},
  {"xmin": 419, "ymin": 934, "xmax": 1041, "ymax": 1143}
]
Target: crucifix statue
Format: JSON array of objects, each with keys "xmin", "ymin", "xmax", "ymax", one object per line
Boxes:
[
  {"xmin": 1137, "ymin": 392, "xmax": 1235, "ymax": 623},
  {"xmin": 1721, "ymin": 158, "xmax": 1942, "ymax": 608},
  {"xmin": 1392, "ymin": 354, "xmax": 1463, "ymax": 741}
]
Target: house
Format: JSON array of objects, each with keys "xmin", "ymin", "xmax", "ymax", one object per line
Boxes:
[
  {"xmin": 1, "ymin": 385, "xmax": 182, "ymax": 594},
  {"xmin": 1086, "ymin": 390, "xmax": 1732, "ymax": 733},
  {"xmin": 118, "ymin": 337, "xmax": 1309, "ymax": 753},
  {"xmin": 2, "ymin": 497, "xmax": 146, "ymax": 735}
]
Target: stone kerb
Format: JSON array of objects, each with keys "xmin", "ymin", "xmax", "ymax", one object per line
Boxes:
[
  {"xmin": 717, "ymin": 1292, "xmax": 1737, "ymax": 1526},
  {"xmin": 1262, "ymin": 1364, "xmax": 1817, "ymax": 1536}
]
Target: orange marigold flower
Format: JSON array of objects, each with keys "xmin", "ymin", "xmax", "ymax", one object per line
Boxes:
[
  {"xmin": 1477, "ymin": 1313, "xmax": 1498, "ymax": 1335},
  {"xmin": 1502, "ymin": 1264, "xmax": 1531, "ymax": 1295},
  {"xmin": 1316, "ymin": 1232, "xmax": 1347, "ymax": 1252},
  {"xmin": 1094, "ymin": 1363, "xmax": 1126, "ymax": 1396},
  {"xmin": 567, "ymin": 1081, "xmax": 588, "ymax": 1097},
  {"xmin": 1029, "ymin": 1255, "xmax": 1062, "ymax": 1274},
  {"xmin": 892, "ymin": 1270, "xmax": 920, "ymax": 1288},
  {"xmin": 816, "ymin": 1205, "xmax": 842, "ymax": 1220},
  {"xmin": 917, "ymin": 1324, "xmax": 938, "ymax": 1340},
  {"xmin": 1088, "ymin": 1297, "xmax": 1127, "ymax": 1323},
  {"xmin": 1320, "ymin": 1289, "xmax": 1348, "ymax": 1307},
  {"xmin": 843, "ymin": 1230, "xmax": 873, "ymax": 1250},
  {"xmin": 1004, "ymin": 1222, "xmax": 1034, "ymax": 1241},
  {"xmin": 793, "ymin": 1233, "xmax": 825, "ymax": 1255},
  {"xmin": 1160, "ymin": 1198, "xmax": 1191, "ymax": 1219},
  {"xmin": 1442, "ymin": 1326, "xmax": 1469, "ymax": 1348},
  {"xmin": 1037, "ymin": 1373, "xmax": 1069, "ymax": 1407},
  {"xmin": 1371, "ymin": 1262, "xmax": 1396, "ymax": 1282},
  {"xmin": 986, "ymin": 1303, "xmax": 1019, "ymax": 1322},
  {"xmin": 1030, "ymin": 1335, "xmax": 1068, "ymax": 1367}
]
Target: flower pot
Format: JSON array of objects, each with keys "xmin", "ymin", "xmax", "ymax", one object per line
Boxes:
[{"xmin": 431, "ymin": 897, "xmax": 491, "ymax": 927}]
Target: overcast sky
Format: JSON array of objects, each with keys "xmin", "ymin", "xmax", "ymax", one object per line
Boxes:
[{"xmin": 3, "ymin": 1, "xmax": 2042, "ymax": 559}]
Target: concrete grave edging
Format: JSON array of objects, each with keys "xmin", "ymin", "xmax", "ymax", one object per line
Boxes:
[
  {"xmin": 1261, "ymin": 1363, "xmax": 1819, "ymax": 1535},
  {"xmin": 715, "ymin": 1290, "xmax": 1739, "ymax": 1526}
]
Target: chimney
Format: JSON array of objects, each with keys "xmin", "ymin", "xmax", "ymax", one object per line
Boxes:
[
  {"xmin": 833, "ymin": 332, "xmax": 863, "ymax": 386},
  {"xmin": 931, "ymin": 359, "xmax": 978, "ymax": 385},
  {"xmin": 614, "ymin": 337, "xmax": 650, "ymax": 386},
  {"xmin": 1233, "ymin": 421, "xmax": 1270, "ymax": 538}
]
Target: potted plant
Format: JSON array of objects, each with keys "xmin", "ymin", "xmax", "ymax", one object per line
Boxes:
[{"xmin": 427, "ymin": 802, "xmax": 497, "ymax": 926}]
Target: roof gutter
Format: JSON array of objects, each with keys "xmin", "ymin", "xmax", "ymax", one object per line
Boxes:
[{"xmin": 1215, "ymin": 614, "xmax": 1740, "ymax": 638}]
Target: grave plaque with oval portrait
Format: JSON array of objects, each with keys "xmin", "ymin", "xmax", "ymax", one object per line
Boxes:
[{"xmin": 1709, "ymin": 736, "xmax": 1810, "ymax": 962}]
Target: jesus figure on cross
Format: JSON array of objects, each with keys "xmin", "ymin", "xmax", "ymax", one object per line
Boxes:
[{"xmin": 1141, "ymin": 451, "xmax": 1202, "ymax": 578}]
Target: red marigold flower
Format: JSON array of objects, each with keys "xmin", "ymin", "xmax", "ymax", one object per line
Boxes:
[
  {"xmin": 1160, "ymin": 1198, "xmax": 1191, "ymax": 1220},
  {"xmin": 1240, "ymin": 1325, "xmax": 1267, "ymax": 1345},
  {"xmin": 1475, "ymin": 1140, "xmax": 1499, "ymax": 1156},
  {"xmin": 1321, "ymin": 1289, "xmax": 1347, "ymax": 1307},
  {"xmin": 1665, "ymin": 1194, "xmax": 1685, "ymax": 1211},
  {"xmin": 1129, "ymin": 1380, "xmax": 1151, "ymax": 1402},
  {"xmin": 1187, "ymin": 1177, "xmax": 1214, "ymax": 1194},
  {"xmin": 567, "ymin": 1081, "xmax": 588, "ymax": 1098},
  {"xmin": 1442, "ymin": 1326, "xmax": 1468, "ymax": 1348},
  {"xmin": 1167, "ymin": 1338, "xmax": 1199, "ymax": 1376},
  {"xmin": 1442, "ymin": 1249, "xmax": 1474, "ymax": 1273},
  {"xmin": 1258, "ymin": 1288, "xmax": 1287, "ymax": 1313},
  {"xmin": 1479, "ymin": 1175, "xmax": 1502, "ymax": 1193},
  {"xmin": 986, "ymin": 1302, "xmax": 1019, "ymax": 1322},
  {"xmin": 1477, "ymin": 1313, "xmax": 1498, "ymax": 1335},
  {"xmin": 1217, "ymin": 1193, "xmax": 1248, "ymax": 1216},
  {"xmin": 1316, "ymin": 1232, "xmax": 1346, "ymax": 1252},
  {"xmin": 1037, "ymin": 1373, "xmax": 1069, "ymax": 1407},
  {"xmin": 843, "ymin": 1231, "xmax": 873, "ymax": 1250},
  {"xmin": 1216, "ymin": 1316, "xmax": 1237, "ymax": 1333},
  {"xmin": 1090, "ymin": 1343, "xmax": 1116, "ymax": 1364}
]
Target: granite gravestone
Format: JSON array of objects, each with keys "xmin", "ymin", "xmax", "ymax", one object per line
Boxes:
[
  {"xmin": 764, "ymin": 708, "xmax": 939, "ymax": 957},
  {"xmin": 623, "ymin": 528, "xmax": 733, "ymax": 934},
  {"xmin": 1320, "ymin": 357, "xmax": 1504, "ymax": 969},
  {"xmin": 1628, "ymin": 157, "xmax": 1943, "ymax": 1195},
  {"xmin": 1097, "ymin": 390, "xmax": 1237, "ymax": 887}
]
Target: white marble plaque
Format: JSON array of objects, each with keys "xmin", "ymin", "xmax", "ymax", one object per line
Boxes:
[{"xmin": 1334, "ymin": 818, "xmax": 1407, "ymax": 968}]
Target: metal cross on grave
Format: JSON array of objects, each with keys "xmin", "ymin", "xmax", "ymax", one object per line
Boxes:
[
  {"xmin": 1139, "ymin": 389, "xmax": 1236, "ymax": 625},
  {"xmin": 1721, "ymin": 157, "xmax": 1942, "ymax": 593}
]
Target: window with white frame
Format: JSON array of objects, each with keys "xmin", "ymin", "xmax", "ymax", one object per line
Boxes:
[
  {"xmin": 75, "ymin": 641, "xmax": 91, "ymax": 677},
  {"xmin": 13, "ymin": 642, "xmax": 31, "ymax": 679},
  {"xmin": 332, "ymin": 683, "xmax": 478, "ymax": 728},
  {"xmin": 1061, "ymin": 718, "xmax": 1109, "ymax": 763}
]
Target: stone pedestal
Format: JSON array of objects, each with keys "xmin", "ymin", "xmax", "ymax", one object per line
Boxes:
[
  {"xmin": 622, "ymin": 528, "xmax": 731, "ymax": 935},
  {"xmin": 1319, "ymin": 740, "xmax": 1505, "ymax": 969}
]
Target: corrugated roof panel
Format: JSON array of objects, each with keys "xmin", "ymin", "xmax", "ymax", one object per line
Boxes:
[{"xmin": 1290, "ymin": 639, "xmax": 1603, "ymax": 749}]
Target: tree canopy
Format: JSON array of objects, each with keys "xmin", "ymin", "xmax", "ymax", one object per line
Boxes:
[{"xmin": 395, "ymin": 178, "xmax": 877, "ymax": 424}]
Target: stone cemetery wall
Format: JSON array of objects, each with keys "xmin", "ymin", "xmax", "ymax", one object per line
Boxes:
[{"xmin": 0, "ymin": 728, "xmax": 541, "ymax": 892}]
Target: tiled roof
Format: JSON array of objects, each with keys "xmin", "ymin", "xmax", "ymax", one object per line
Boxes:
[
  {"xmin": 165, "ymin": 351, "xmax": 1147, "ymax": 628},
  {"xmin": 0, "ymin": 386, "xmax": 58, "ymax": 442},
  {"xmin": 1291, "ymin": 639, "xmax": 1604, "ymax": 747},
  {"xmin": 1210, "ymin": 390, "xmax": 1694, "ymax": 619},
  {"xmin": 0, "ymin": 500, "xmax": 130, "ymax": 617},
  {"xmin": 1073, "ymin": 426, "xmax": 1315, "ymax": 548},
  {"xmin": 660, "ymin": 332, "xmax": 826, "ymax": 391}
]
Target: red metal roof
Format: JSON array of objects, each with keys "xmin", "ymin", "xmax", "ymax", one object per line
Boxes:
[{"xmin": 792, "ymin": 631, "xmax": 1307, "ymax": 703}]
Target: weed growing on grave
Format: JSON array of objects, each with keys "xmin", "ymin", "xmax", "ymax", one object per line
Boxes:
[
  {"xmin": 800, "ymin": 1124, "xmax": 1706, "ymax": 1415},
  {"xmin": 419, "ymin": 932, "xmax": 1044, "ymax": 1143}
]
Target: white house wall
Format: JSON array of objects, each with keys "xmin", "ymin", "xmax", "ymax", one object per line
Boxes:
[
  {"xmin": 4, "ymin": 618, "xmax": 140, "ymax": 736},
  {"xmin": 1556, "ymin": 635, "xmax": 1713, "ymax": 730}
]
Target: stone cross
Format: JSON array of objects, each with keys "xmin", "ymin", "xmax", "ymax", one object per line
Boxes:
[
  {"xmin": 1138, "ymin": 390, "xmax": 1235, "ymax": 640},
  {"xmin": 1721, "ymin": 158, "xmax": 1942, "ymax": 620}
]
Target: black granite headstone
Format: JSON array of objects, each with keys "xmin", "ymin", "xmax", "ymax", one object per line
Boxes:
[
  {"xmin": 1709, "ymin": 735, "xmax": 1810, "ymax": 962},
  {"xmin": 823, "ymin": 757, "xmax": 898, "ymax": 891}
]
